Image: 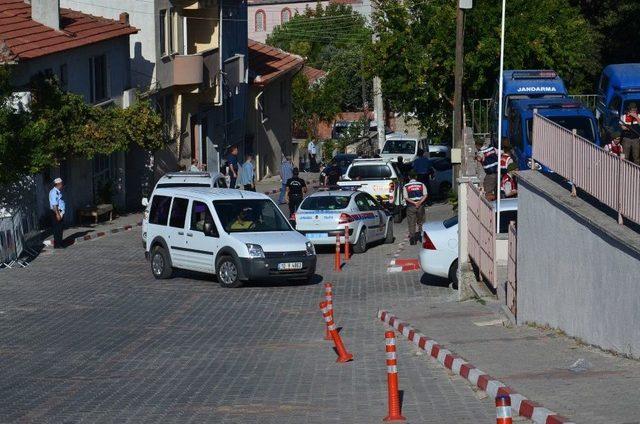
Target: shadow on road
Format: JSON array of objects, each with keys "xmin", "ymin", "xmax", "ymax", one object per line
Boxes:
[{"xmin": 419, "ymin": 272, "xmax": 453, "ymax": 289}]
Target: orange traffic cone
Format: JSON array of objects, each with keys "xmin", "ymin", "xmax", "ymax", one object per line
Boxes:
[
  {"xmin": 324, "ymin": 283, "xmax": 333, "ymax": 340},
  {"xmin": 320, "ymin": 301, "xmax": 353, "ymax": 363},
  {"xmin": 495, "ymin": 394, "xmax": 513, "ymax": 424},
  {"xmin": 334, "ymin": 233, "xmax": 342, "ymax": 271},
  {"xmin": 344, "ymin": 225, "xmax": 350, "ymax": 260},
  {"xmin": 383, "ymin": 331, "xmax": 405, "ymax": 421}
]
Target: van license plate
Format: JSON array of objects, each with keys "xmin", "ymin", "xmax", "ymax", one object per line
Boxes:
[
  {"xmin": 307, "ymin": 233, "xmax": 327, "ymax": 239},
  {"xmin": 278, "ymin": 262, "xmax": 303, "ymax": 271}
]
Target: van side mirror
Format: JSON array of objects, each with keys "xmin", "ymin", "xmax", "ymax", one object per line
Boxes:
[{"xmin": 141, "ymin": 197, "xmax": 149, "ymax": 207}]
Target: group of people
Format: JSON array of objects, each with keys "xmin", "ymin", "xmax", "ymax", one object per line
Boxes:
[
  {"xmin": 220, "ymin": 145, "xmax": 256, "ymax": 192},
  {"xmin": 476, "ymin": 143, "xmax": 519, "ymax": 201},
  {"xmin": 604, "ymin": 102, "xmax": 640, "ymax": 163}
]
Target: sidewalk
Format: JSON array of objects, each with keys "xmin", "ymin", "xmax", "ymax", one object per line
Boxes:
[
  {"xmin": 43, "ymin": 212, "xmax": 143, "ymax": 248},
  {"xmin": 378, "ymin": 298, "xmax": 640, "ymax": 423}
]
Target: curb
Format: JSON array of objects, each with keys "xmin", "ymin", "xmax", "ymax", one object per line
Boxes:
[
  {"xmin": 43, "ymin": 222, "xmax": 142, "ymax": 248},
  {"xmin": 377, "ymin": 310, "xmax": 574, "ymax": 424},
  {"xmin": 387, "ymin": 235, "xmax": 420, "ymax": 273}
]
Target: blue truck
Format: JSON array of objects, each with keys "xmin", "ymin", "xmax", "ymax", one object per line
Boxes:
[
  {"xmin": 507, "ymin": 98, "xmax": 601, "ymax": 170},
  {"xmin": 595, "ymin": 64, "xmax": 640, "ymax": 138},
  {"xmin": 492, "ymin": 70, "xmax": 569, "ymax": 144}
]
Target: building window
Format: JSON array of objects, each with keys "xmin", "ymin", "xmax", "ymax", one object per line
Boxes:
[
  {"xmin": 59, "ymin": 64, "xmax": 68, "ymax": 91},
  {"xmin": 169, "ymin": 7, "xmax": 176, "ymax": 54},
  {"xmin": 89, "ymin": 54, "xmax": 108, "ymax": 103},
  {"xmin": 281, "ymin": 8, "xmax": 291, "ymax": 24},
  {"xmin": 159, "ymin": 9, "xmax": 167, "ymax": 56},
  {"xmin": 255, "ymin": 10, "xmax": 266, "ymax": 32}
]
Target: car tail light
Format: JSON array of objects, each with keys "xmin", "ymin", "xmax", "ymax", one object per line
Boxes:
[
  {"xmin": 422, "ymin": 232, "xmax": 436, "ymax": 250},
  {"xmin": 389, "ymin": 181, "xmax": 395, "ymax": 193},
  {"xmin": 339, "ymin": 213, "xmax": 355, "ymax": 224}
]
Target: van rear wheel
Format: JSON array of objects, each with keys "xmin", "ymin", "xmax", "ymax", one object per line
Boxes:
[{"xmin": 216, "ymin": 256, "xmax": 243, "ymax": 288}]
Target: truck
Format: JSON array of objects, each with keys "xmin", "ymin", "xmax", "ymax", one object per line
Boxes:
[
  {"xmin": 492, "ymin": 70, "xmax": 569, "ymax": 144},
  {"xmin": 595, "ymin": 64, "xmax": 640, "ymax": 138},
  {"xmin": 507, "ymin": 98, "xmax": 601, "ymax": 170}
]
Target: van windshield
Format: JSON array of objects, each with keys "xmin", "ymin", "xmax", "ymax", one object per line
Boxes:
[
  {"xmin": 213, "ymin": 199, "xmax": 292, "ymax": 233},
  {"xmin": 382, "ymin": 139, "xmax": 416, "ymax": 154},
  {"xmin": 526, "ymin": 116, "xmax": 596, "ymax": 144}
]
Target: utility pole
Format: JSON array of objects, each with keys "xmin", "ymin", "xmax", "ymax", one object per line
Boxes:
[
  {"xmin": 371, "ymin": 0, "xmax": 385, "ymax": 152},
  {"xmin": 452, "ymin": 2, "xmax": 467, "ymax": 185}
]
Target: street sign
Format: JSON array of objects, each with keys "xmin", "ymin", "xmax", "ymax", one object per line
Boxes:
[{"xmin": 459, "ymin": 0, "xmax": 473, "ymax": 9}]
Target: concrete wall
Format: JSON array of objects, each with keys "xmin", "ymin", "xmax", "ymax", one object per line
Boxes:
[
  {"xmin": 61, "ymin": 0, "xmax": 157, "ymax": 89},
  {"xmin": 517, "ymin": 171, "xmax": 640, "ymax": 358}
]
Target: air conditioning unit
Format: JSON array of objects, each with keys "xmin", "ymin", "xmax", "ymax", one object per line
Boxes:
[{"xmin": 122, "ymin": 88, "xmax": 137, "ymax": 108}]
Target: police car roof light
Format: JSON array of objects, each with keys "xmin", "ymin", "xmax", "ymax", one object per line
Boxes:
[{"xmin": 512, "ymin": 70, "xmax": 557, "ymax": 80}]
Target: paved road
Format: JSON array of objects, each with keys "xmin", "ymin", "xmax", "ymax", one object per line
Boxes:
[{"xmin": 0, "ymin": 197, "xmax": 504, "ymax": 423}]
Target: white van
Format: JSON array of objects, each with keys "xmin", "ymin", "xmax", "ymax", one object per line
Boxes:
[
  {"xmin": 144, "ymin": 188, "xmax": 316, "ymax": 287},
  {"xmin": 380, "ymin": 133, "xmax": 428, "ymax": 163}
]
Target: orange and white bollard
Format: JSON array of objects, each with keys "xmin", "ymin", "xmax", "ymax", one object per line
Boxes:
[
  {"xmin": 384, "ymin": 331, "xmax": 405, "ymax": 421},
  {"xmin": 344, "ymin": 225, "xmax": 350, "ymax": 261},
  {"xmin": 320, "ymin": 301, "xmax": 353, "ymax": 363},
  {"xmin": 495, "ymin": 394, "xmax": 513, "ymax": 424},
  {"xmin": 334, "ymin": 233, "xmax": 342, "ymax": 272},
  {"xmin": 324, "ymin": 283, "xmax": 333, "ymax": 341}
]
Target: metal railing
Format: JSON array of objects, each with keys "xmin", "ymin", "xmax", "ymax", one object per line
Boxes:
[
  {"xmin": 568, "ymin": 94, "xmax": 599, "ymax": 112},
  {"xmin": 0, "ymin": 208, "xmax": 40, "ymax": 268},
  {"xmin": 532, "ymin": 113, "xmax": 640, "ymax": 225},
  {"xmin": 506, "ymin": 221, "xmax": 517, "ymax": 318},
  {"xmin": 468, "ymin": 98, "xmax": 492, "ymax": 138},
  {"xmin": 467, "ymin": 182, "xmax": 496, "ymax": 288}
]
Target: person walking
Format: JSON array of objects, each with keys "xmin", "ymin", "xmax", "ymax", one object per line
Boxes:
[
  {"xmin": 225, "ymin": 145, "xmax": 239, "ymax": 188},
  {"xmin": 278, "ymin": 155, "xmax": 294, "ymax": 204},
  {"xmin": 308, "ymin": 140, "xmax": 317, "ymax": 172},
  {"xmin": 239, "ymin": 153, "xmax": 255, "ymax": 191},
  {"xmin": 620, "ymin": 102, "xmax": 640, "ymax": 164},
  {"xmin": 477, "ymin": 143, "xmax": 499, "ymax": 200},
  {"xmin": 285, "ymin": 167, "xmax": 307, "ymax": 218},
  {"xmin": 49, "ymin": 178, "xmax": 66, "ymax": 248},
  {"xmin": 604, "ymin": 131, "xmax": 624, "ymax": 157},
  {"xmin": 403, "ymin": 171, "xmax": 428, "ymax": 245}
]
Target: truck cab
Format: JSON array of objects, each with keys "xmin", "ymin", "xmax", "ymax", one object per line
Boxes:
[
  {"xmin": 508, "ymin": 98, "xmax": 600, "ymax": 170},
  {"xmin": 492, "ymin": 70, "xmax": 568, "ymax": 144},
  {"xmin": 596, "ymin": 64, "xmax": 640, "ymax": 138}
]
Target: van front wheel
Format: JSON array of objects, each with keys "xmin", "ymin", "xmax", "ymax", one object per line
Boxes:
[
  {"xmin": 216, "ymin": 256, "xmax": 243, "ymax": 288},
  {"xmin": 150, "ymin": 246, "xmax": 173, "ymax": 279}
]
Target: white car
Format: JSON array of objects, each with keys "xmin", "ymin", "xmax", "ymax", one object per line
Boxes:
[
  {"xmin": 419, "ymin": 198, "xmax": 518, "ymax": 285},
  {"xmin": 380, "ymin": 133, "xmax": 429, "ymax": 163},
  {"xmin": 294, "ymin": 191, "xmax": 394, "ymax": 253},
  {"xmin": 144, "ymin": 187, "xmax": 316, "ymax": 287},
  {"xmin": 142, "ymin": 171, "xmax": 226, "ymax": 246},
  {"xmin": 337, "ymin": 158, "xmax": 405, "ymax": 222}
]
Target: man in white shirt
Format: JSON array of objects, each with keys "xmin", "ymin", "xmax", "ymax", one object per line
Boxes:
[{"xmin": 48, "ymin": 178, "xmax": 65, "ymax": 248}]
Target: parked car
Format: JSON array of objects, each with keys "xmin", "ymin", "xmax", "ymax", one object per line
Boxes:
[
  {"xmin": 141, "ymin": 171, "xmax": 227, "ymax": 247},
  {"xmin": 430, "ymin": 158, "xmax": 453, "ymax": 198},
  {"xmin": 380, "ymin": 133, "xmax": 429, "ymax": 163},
  {"xmin": 337, "ymin": 158, "xmax": 406, "ymax": 222},
  {"xmin": 144, "ymin": 187, "xmax": 316, "ymax": 287},
  {"xmin": 428, "ymin": 144, "xmax": 451, "ymax": 159},
  {"xmin": 419, "ymin": 198, "xmax": 518, "ymax": 286},
  {"xmin": 294, "ymin": 190, "xmax": 393, "ymax": 253}
]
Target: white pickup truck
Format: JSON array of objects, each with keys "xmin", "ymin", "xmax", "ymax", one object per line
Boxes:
[{"xmin": 337, "ymin": 158, "xmax": 405, "ymax": 223}]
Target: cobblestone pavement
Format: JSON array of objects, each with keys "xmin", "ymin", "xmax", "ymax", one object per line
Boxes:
[{"xmin": 0, "ymin": 197, "xmax": 512, "ymax": 423}]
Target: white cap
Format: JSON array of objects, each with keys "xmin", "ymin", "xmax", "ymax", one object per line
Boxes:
[{"xmin": 53, "ymin": 178, "xmax": 63, "ymax": 184}]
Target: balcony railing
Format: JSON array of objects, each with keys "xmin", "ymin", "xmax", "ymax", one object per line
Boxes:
[{"xmin": 157, "ymin": 48, "xmax": 219, "ymax": 90}]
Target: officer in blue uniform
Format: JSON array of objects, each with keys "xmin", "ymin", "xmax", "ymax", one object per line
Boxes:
[
  {"xmin": 403, "ymin": 171, "xmax": 428, "ymax": 245},
  {"xmin": 49, "ymin": 177, "xmax": 65, "ymax": 248}
]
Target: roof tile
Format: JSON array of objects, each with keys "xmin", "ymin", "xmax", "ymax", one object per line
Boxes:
[{"xmin": 248, "ymin": 38, "xmax": 304, "ymax": 86}]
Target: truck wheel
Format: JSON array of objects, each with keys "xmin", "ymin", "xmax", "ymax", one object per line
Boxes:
[
  {"xmin": 393, "ymin": 206, "xmax": 404, "ymax": 223},
  {"xmin": 216, "ymin": 256, "xmax": 244, "ymax": 288},
  {"xmin": 352, "ymin": 228, "xmax": 368, "ymax": 254},
  {"xmin": 150, "ymin": 246, "xmax": 173, "ymax": 279},
  {"xmin": 384, "ymin": 221, "xmax": 394, "ymax": 244}
]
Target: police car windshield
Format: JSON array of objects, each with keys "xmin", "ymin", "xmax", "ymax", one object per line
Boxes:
[
  {"xmin": 526, "ymin": 116, "xmax": 595, "ymax": 144},
  {"xmin": 301, "ymin": 196, "xmax": 351, "ymax": 210},
  {"xmin": 382, "ymin": 140, "xmax": 416, "ymax": 154},
  {"xmin": 213, "ymin": 199, "xmax": 291, "ymax": 233}
]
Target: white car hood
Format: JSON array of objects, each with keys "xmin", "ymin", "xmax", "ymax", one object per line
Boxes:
[{"xmin": 230, "ymin": 231, "xmax": 308, "ymax": 252}]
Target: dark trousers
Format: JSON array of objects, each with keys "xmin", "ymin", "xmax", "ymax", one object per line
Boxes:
[
  {"xmin": 51, "ymin": 211, "xmax": 63, "ymax": 247},
  {"xmin": 622, "ymin": 137, "xmax": 640, "ymax": 165},
  {"xmin": 309, "ymin": 154, "xmax": 317, "ymax": 172},
  {"xmin": 243, "ymin": 184, "xmax": 255, "ymax": 192},
  {"xmin": 406, "ymin": 203, "xmax": 425, "ymax": 236},
  {"xmin": 230, "ymin": 176, "xmax": 237, "ymax": 189},
  {"xmin": 289, "ymin": 196, "xmax": 302, "ymax": 217}
]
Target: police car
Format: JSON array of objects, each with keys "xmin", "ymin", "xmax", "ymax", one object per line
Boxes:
[{"xmin": 294, "ymin": 190, "xmax": 394, "ymax": 253}]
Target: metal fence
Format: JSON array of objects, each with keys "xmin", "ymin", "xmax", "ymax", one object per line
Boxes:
[
  {"xmin": 0, "ymin": 208, "xmax": 40, "ymax": 268},
  {"xmin": 506, "ymin": 221, "xmax": 517, "ymax": 319},
  {"xmin": 468, "ymin": 98, "xmax": 492, "ymax": 138},
  {"xmin": 569, "ymin": 94, "xmax": 598, "ymax": 112},
  {"xmin": 467, "ymin": 183, "xmax": 496, "ymax": 288},
  {"xmin": 532, "ymin": 113, "xmax": 640, "ymax": 225}
]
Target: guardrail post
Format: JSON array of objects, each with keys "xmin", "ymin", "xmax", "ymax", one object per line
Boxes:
[
  {"xmin": 571, "ymin": 129, "xmax": 577, "ymax": 197},
  {"xmin": 617, "ymin": 156, "xmax": 624, "ymax": 225}
]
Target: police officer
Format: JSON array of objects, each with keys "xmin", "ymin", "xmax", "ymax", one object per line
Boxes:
[
  {"xmin": 49, "ymin": 177, "xmax": 66, "ymax": 248},
  {"xmin": 285, "ymin": 167, "xmax": 308, "ymax": 218},
  {"xmin": 477, "ymin": 144, "xmax": 499, "ymax": 200},
  {"xmin": 604, "ymin": 131, "xmax": 623, "ymax": 157},
  {"xmin": 403, "ymin": 170, "xmax": 428, "ymax": 245},
  {"xmin": 620, "ymin": 102, "xmax": 640, "ymax": 164}
]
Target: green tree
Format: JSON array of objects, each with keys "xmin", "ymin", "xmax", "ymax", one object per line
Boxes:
[
  {"xmin": 368, "ymin": 0, "xmax": 601, "ymax": 135},
  {"xmin": 267, "ymin": 2, "xmax": 372, "ymax": 112},
  {"xmin": 292, "ymin": 71, "xmax": 344, "ymax": 140}
]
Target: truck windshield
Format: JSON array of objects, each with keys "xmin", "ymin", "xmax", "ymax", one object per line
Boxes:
[
  {"xmin": 382, "ymin": 140, "xmax": 416, "ymax": 154},
  {"xmin": 526, "ymin": 116, "xmax": 596, "ymax": 144},
  {"xmin": 212, "ymin": 199, "xmax": 292, "ymax": 233},
  {"xmin": 504, "ymin": 94, "xmax": 564, "ymax": 117}
]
